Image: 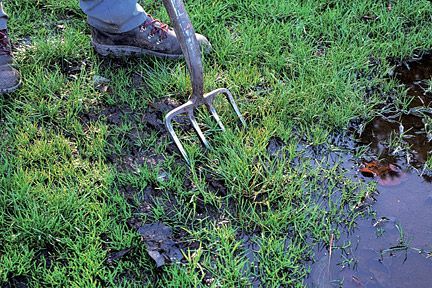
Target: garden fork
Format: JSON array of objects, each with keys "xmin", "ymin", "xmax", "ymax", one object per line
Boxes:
[{"xmin": 162, "ymin": 0, "xmax": 246, "ymax": 165}]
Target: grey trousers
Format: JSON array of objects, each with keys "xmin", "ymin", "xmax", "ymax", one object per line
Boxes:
[
  {"xmin": 0, "ymin": 0, "xmax": 148, "ymax": 33},
  {"xmin": 0, "ymin": 2, "xmax": 7, "ymax": 30}
]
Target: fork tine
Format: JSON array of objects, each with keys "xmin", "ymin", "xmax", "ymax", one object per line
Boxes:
[
  {"xmin": 165, "ymin": 111, "xmax": 190, "ymax": 165},
  {"xmin": 221, "ymin": 88, "xmax": 247, "ymax": 127},
  {"xmin": 207, "ymin": 104, "xmax": 226, "ymax": 131},
  {"xmin": 204, "ymin": 88, "xmax": 247, "ymax": 128},
  {"xmin": 189, "ymin": 111, "xmax": 210, "ymax": 149}
]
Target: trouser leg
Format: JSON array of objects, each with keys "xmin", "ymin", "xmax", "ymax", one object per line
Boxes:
[
  {"xmin": 0, "ymin": 1, "xmax": 8, "ymax": 30},
  {"xmin": 79, "ymin": 0, "xmax": 148, "ymax": 33}
]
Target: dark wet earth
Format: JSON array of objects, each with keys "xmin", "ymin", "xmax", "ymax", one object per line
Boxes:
[{"xmin": 307, "ymin": 53, "xmax": 432, "ymax": 287}]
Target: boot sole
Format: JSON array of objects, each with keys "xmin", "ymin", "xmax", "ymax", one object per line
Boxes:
[
  {"xmin": 0, "ymin": 80, "xmax": 21, "ymax": 94},
  {"xmin": 92, "ymin": 40, "xmax": 183, "ymax": 59}
]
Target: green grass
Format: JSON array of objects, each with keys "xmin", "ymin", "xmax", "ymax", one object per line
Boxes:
[{"xmin": 1, "ymin": 0, "xmax": 432, "ymax": 287}]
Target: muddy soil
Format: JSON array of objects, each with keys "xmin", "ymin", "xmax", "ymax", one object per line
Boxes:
[
  {"xmin": 2, "ymin": 275, "xmax": 29, "ymax": 288},
  {"xmin": 78, "ymin": 49, "xmax": 431, "ymax": 287},
  {"xmin": 138, "ymin": 223, "xmax": 183, "ymax": 267},
  {"xmin": 79, "ymin": 97, "xmax": 191, "ymax": 172}
]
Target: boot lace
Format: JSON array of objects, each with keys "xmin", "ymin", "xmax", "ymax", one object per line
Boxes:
[
  {"xmin": 141, "ymin": 14, "xmax": 169, "ymax": 40},
  {"xmin": 0, "ymin": 30, "xmax": 11, "ymax": 56}
]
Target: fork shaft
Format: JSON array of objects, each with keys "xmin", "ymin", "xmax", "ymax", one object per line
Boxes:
[{"xmin": 162, "ymin": 0, "xmax": 204, "ymax": 102}]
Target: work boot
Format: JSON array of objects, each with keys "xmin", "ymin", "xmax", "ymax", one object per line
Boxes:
[
  {"xmin": 0, "ymin": 29, "xmax": 20, "ymax": 94},
  {"xmin": 91, "ymin": 14, "xmax": 211, "ymax": 59}
]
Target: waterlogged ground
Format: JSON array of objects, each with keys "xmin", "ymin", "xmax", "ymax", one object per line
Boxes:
[
  {"xmin": 2, "ymin": 1, "xmax": 432, "ymax": 287},
  {"xmin": 308, "ymin": 53, "xmax": 432, "ymax": 287}
]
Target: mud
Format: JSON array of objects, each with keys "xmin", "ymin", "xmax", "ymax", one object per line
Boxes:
[
  {"xmin": 92, "ymin": 52, "xmax": 431, "ymax": 286},
  {"xmin": 79, "ymin": 92, "xmax": 230, "ymax": 221},
  {"xmin": 138, "ymin": 223, "xmax": 183, "ymax": 268},
  {"xmin": 78, "ymin": 90, "xmax": 221, "ymax": 277},
  {"xmin": 205, "ymin": 173, "xmax": 228, "ymax": 197},
  {"xmin": 34, "ymin": 244, "xmax": 55, "ymax": 270},
  {"xmin": 79, "ymin": 97, "xmax": 189, "ymax": 134},
  {"xmin": 238, "ymin": 231, "xmax": 261, "ymax": 288},
  {"xmin": 1, "ymin": 275, "xmax": 28, "ymax": 288},
  {"xmin": 106, "ymin": 248, "xmax": 132, "ymax": 265},
  {"xmin": 119, "ymin": 182, "xmax": 185, "ymax": 235},
  {"xmin": 266, "ymin": 136, "xmax": 286, "ymax": 158},
  {"xmin": 59, "ymin": 58, "xmax": 87, "ymax": 79},
  {"xmin": 79, "ymin": 97, "xmax": 191, "ymax": 171}
]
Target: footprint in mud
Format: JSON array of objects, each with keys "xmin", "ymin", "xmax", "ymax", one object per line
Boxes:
[{"xmin": 359, "ymin": 160, "xmax": 407, "ymax": 186}]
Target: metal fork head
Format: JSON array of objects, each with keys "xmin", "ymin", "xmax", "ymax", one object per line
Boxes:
[
  {"xmin": 162, "ymin": 0, "xmax": 246, "ymax": 165},
  {"xmin": 165, "ymin": 88, "xmax": 246, "ymax": 165}
]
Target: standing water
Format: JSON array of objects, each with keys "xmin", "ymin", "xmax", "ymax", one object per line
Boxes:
[{"xmin": 307, "ymin": 53, "xmax": 432, "ymax": 287}]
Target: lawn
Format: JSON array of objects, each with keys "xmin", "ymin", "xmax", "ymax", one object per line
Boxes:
[{"xmin": 1, "ymin": 0, "xmax": 432, "ymax": 287}]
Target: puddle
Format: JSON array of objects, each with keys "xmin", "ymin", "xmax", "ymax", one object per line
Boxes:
[
  {"xmin": 358, "ymin": 53, "xmax": 432, "ymax": 168},
  {"xmin": 307, "ymin": 53, "xmax": 432, "ymax": 287},
  {"xmin": 308, "ymin": 172, "xmax": 432, "ymax": 287}
]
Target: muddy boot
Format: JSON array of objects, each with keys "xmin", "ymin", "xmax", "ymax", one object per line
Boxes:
[
  {"xmin": 0, "ymin": 29, "xmax": 20, "ymax": 94},
  {"xmin": 91, "ymin": 14, "xmax": 211, "ymax": 59}
]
